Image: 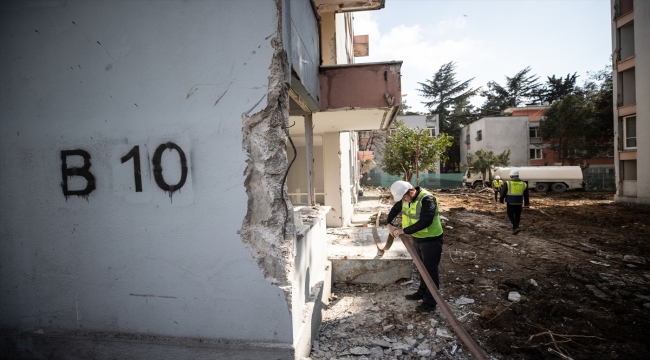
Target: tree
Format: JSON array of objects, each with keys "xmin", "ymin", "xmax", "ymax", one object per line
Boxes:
[
  {"xmin": 418, "ymin": 62, "xmax": 479, "ymax": 172},
  {"xmin": 379, "ymin": 120, "xmax": 453, "ymax": 186},
  {"xmin": 479, "ymin": 67, "xmax": 541, "ymax": 116},
  {"xmin": 466, "ymin": 149, "xmax": 511, "ymax": 185},
  {"xmin": 539, "ymin": 65, "xmax": 614, "ymax": 165},
  {"xmin": 536, "ymin": 73, "xmax": 578, "ymax": 104},
  {"xmin": 539, "ymin": 93, "xmax": 592, "ymax": 165}
]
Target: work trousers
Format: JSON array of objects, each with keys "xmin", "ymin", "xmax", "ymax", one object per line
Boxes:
[
  {"xmin": 412, "ymin": 236, "xmax": 443, "ymax": 306},
  {"xmin": 493, "ymin": 189, "xmax": 500, "ymax": 202},
  {"xmin": 506, "ymin": 203, "xmax": 523, "ymax": 229}
]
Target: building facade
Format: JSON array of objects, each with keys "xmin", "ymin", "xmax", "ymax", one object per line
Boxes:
[
  {"xmin": 0, "ymin": 0, "xmax": 400, "ymax": 358},
  {"xmin": 611, "ymin": 0, "xmax": 650, "ymax": 204},
  {"xmin": 461, "ymin": 105, "xmax": 615, "ymax": 184}
]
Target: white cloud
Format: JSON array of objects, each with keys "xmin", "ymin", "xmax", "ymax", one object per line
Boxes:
[{"xmin": 354, "ymin": 13, "xmax": 478, "ymax": 112}]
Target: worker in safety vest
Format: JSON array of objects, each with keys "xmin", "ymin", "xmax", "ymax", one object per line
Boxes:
[
  {"xmin": 491, "ymin": 175, "xmax": 503, "ymax": 202},
  {"xmin": 386, "ymin": 181, "xmax": 443, "ymax": 313},
  {"xmin": 499, "ymin": 169, "xmax": 530, "ymax": 234}
]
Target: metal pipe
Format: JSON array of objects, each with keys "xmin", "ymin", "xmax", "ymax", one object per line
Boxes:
[{"xmin": 398, "ymin": 234, "xmax": 488, "ymax": 360}]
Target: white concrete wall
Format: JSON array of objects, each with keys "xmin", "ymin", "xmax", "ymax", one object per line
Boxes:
[
  {"xmin": 0, "ymin": 0, "xmax": 292, "ymax": 348},
  {"xmin": 323, "ymin": 132, "xmax": 353, "ymax": 227},
  {"xmin": 634, "ymin": 0, "xmax": 650, "ymax": 203},
  {"xmin": 397, "ymin": 114, "xmax": 427, "ymax": 129},
  {"xmin": 340, "ymin": 132, "xmax": 353, "ymax": 225},
  {"xmin": 335, "ymin": 13, "xmax": 353, "ymax": 65},
  {"xmin": 613, "ymin": 0, "xmax": 650, "ymax": 204},
  {"xmin": 463, "ymin": 117, "xmax": 529, "ymax": 167}
]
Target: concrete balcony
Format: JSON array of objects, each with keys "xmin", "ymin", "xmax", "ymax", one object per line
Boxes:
[{"xmin": 290, "ymin": 61, "xmax": 402, "ymax": 137}]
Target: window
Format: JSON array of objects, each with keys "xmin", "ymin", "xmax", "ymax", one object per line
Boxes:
[
  {"xmin": 427, "ymin": 126, "xmax": 435, "ymax": 137},
  {"xmin": 623, "ymin": 115, "xmax": 636, "ymax": 149},
  {"xmin": 465, "ymin": 134, "xmax": 470, "ymax": 144},
  {"xmin": 618, "ymin": 68, "xmax": 636, "ymax": 106},
  {"xmin": 530, "ymin": 148, "xmax": 542, "ymax": 160},
  {"xmin": 529, "ymin": 127, "xmax": 539, "ymax": 138},
  {"xmin": 618, "ymin": 22, "xmax": 635, "ymax": 60},
  {"xmin": 476, "ymin": 130, "xmax": 482, "ymax": 141}
]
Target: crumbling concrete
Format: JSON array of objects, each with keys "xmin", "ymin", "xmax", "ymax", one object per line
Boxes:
[
  {"xmin": 328, "ymin": 227, "xmax": 414, "ymax": 285},
  {"xmin": 240, "ymin": 12, "xmax": 295, "ymax": 308}
]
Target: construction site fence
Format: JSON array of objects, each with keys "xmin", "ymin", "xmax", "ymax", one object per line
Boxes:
[
  {"xmin": 362, "ymin": 171, "xmax": 616, "ymax": 191},
  {"xmin": 583, "ymin": 171, "xmax": 616, "ymax": 191},
  {"xmin": 362, "ymin": 173, "xmax": 464, "ymax": 189}
]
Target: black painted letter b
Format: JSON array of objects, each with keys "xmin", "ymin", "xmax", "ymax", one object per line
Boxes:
[{"xmin": 61, "ymin": 150, "xmax": 96, "ymax": 197}]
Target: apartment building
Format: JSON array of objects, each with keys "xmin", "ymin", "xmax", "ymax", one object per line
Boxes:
[
  {"xmin": 460, "ymin": 114, "xmax": 532, "ymax": 167},
  {"xmin": 611, "ymin": 0, "xmax": 650, "ymax": 204},
  {"xmin": 0, "ymin": 1, "xmax": 400, "ymax": 358}
]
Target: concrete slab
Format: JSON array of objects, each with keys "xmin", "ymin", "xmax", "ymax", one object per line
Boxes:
[{"xmin": 327, "ymin": 227, "xmax": 414, "ymax": 285}]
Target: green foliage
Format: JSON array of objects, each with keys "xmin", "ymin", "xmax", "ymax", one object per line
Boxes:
[
  {"xmin": 539, "ymin": 66, "xmax": 613, "ymax": 165},
  {"xmin": 466, "ymin": 150, "xmax": 511, "ymax": 182},
  {"xmin": 479, "ymin": 67, "xmax": 541, "ymax": 116},
  {"xmin": 537, "ymin": 73, "xmax": 579, "ymax": 104},
  {"xmin": 539, "ymin": 94, "xmax": 593, "ymax": 165},
  {"xmin": 379, "ymin": 120, "xmax": 453, "ymax": 186}
]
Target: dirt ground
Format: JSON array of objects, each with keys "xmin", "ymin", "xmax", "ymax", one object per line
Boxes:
[{"xmin": 309, "ymin": 187, "xmax": 650, "ymax": 360}]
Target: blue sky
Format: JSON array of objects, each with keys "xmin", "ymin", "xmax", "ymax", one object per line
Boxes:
[{"xmin": 353, "ymin": 0, "xmax": 612, "ymax": 112}]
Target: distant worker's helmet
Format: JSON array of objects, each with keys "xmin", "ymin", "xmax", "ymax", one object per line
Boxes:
[
  {"xmin": 509, "ymin": 170, "xmax": 519, "ymax": 177},
  {"xmin": 390, "ymin": 181, "xmax": 413, "ymax": 202},
  {"xmin": 495, "ymin": 176, "xmax": 501, "ymax": 180}
]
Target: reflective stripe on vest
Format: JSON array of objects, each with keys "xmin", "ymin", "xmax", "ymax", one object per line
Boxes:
[
  {"xmin": 401, "ymin": 189, "xmax": 443, "ymax": 238},
  {"xmin": 492, "ymin": 179, "xmax": 503, "ymax": 189},
  {"xmin": 506, "ymin": 180, "xmax": 527, "ymax": 204}
]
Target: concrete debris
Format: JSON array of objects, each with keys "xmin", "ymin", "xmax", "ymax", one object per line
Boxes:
[
  {"xmin": 635, "ymin": 294, "xmax": 650, "ymax": 301},
  {"xmin": 508, "ymin": 291, "xmax": 521, "ymax": 302},
  {"xmin": 349, "ymin": 346, "xmax": 371, "ymax": 355},
  {"xmin": 371, "ymin": 339, "xmax": 392, "ymax": 348},
  {"xmin": 529, "ymin": 279, "xmax": 538, "ymax": 287},
  {"xmin": 436, "ymin": 328, "xmax": 453, "ymax": 338},
  {"xmin": 585, "ymin": 284, "xmax": 611, "ymax": 301},
  {"xmin": 623, "ymin": 255, "xmax": 646, "ymax": 265},
  {"xmin": 403, "ymin": 336, "xmax": 417, "ymax": 346},
  {"xmin": 383, "ymin": 324, "xmax": 395, "ymax": 332},
  {"xmin": 599, "ymin": 273, "xmax": 626, "ymax": 286},
  {"xmin": 455, "ymin": 296, "xmax": 475, "ymax": 305},
  {"xmin": 589, "ymin": 260, "xmax": 611, "ymax": 267}
]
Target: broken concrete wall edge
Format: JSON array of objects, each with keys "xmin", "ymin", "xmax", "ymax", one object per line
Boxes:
[{"xmin": 240, "ymin": 0, "xmax": 295, "ymax": 313}]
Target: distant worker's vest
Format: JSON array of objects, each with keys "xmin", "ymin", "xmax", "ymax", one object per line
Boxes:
[
  {"xmin": 492, "ymin": 179, "xmax": 503, "ymax": 190},
  {"xmin": 505, "ymin": 180, "xmax": 527, "ymax": 205},
  {"xmin": 401, "ymin": 189, "xmax": 443, "ymax": 239}
]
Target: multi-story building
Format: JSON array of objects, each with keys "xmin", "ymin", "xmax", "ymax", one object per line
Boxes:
[
  {"xmin": 0, "ymin": 1, "xmax": 400, "ymax": 358},
  {"xmin": 460, "ymin": 112, "xmax": 535, "ymax": 168},
  {"xmin": 461, "ymin": 105, "xmax": 615, "ymax": 183},
  {"xmin": 611, "ymin": 0, "xmax": 650, "ymax": 204}
]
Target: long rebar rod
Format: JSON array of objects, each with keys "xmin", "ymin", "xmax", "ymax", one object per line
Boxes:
[{"xmin": 398, "ymin": 234, "xmax": 488, "ymax": 360}]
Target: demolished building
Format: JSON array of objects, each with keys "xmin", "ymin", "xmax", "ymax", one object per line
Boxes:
[{"xmin": 0, "ymin": 0, "xmax": 401, "ymax": 358}]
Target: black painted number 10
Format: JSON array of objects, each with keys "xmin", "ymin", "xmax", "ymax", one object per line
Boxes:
[
  {"xmin": 120, "ymin": 143, "xmax": 188, "ymax": 194},
  {"xmin": 61, "ymin": 142, "xmax": 188, "ymax": 198}
]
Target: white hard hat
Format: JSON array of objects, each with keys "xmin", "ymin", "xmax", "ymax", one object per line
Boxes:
[
  {"xmin": 509, "ymin": 170, "xmax": 519, "ymax": 177},
  {"xmin": 390, "ymin": 181, "xmax": 413, "ymax": 202},
  {"xmin": 495, "ymin": 175, "xmax": 501, "ymax": 180}
]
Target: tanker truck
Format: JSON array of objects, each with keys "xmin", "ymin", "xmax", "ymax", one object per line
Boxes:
[{"xmin": 463, "ymin": 166, "xmax": 585, "ymax": 193}]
